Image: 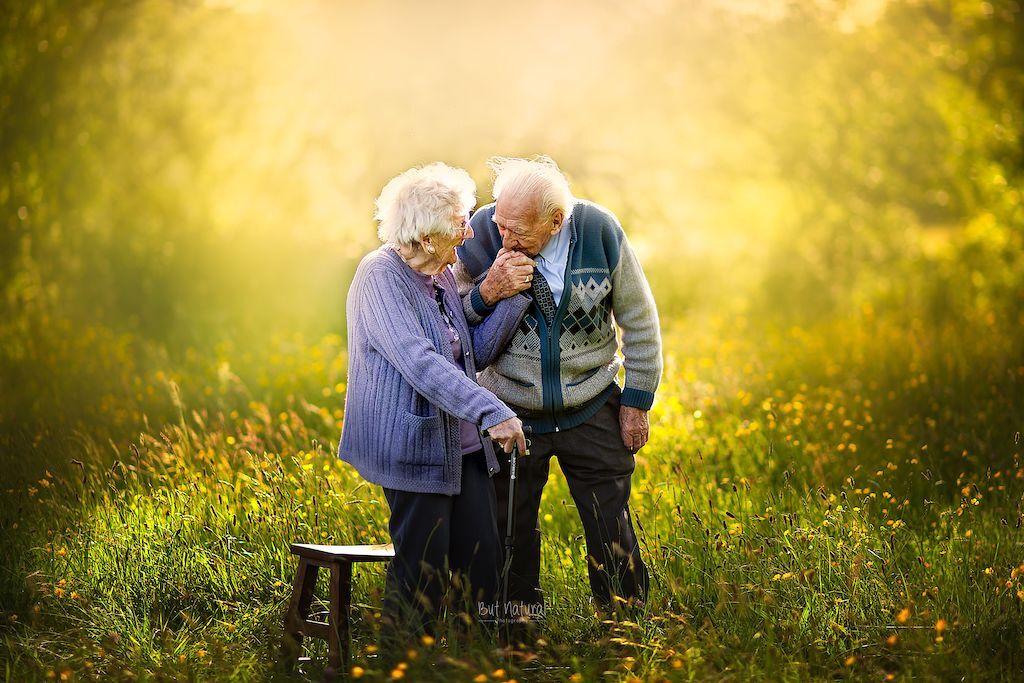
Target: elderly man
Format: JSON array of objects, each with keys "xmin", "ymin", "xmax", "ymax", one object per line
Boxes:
[{"xmin": 454, "ymin": 156, "xmax": 662, "ymax": 618}]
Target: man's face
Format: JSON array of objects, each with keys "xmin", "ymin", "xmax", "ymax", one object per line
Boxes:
[{"xmin": 492, "ymin": 194, "xmax": 560, "ymax": 257}]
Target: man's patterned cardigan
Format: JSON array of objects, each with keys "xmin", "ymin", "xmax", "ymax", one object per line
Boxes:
[{"xmin": 455, "ymin": 200, "xmax": 663, "ymax": 434}]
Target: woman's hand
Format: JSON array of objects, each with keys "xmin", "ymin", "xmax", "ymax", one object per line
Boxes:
[{"xmin": 488, "ymin": 416, "xmax": 527, "ymax": 454}]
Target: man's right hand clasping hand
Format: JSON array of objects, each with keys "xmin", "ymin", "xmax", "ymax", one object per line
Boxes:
[{"xmin": 479, "ymin": 248, "xmax": 535, "ymax": 306}]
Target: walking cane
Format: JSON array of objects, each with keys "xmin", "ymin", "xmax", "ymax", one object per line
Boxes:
[{"xmin": 500, "ymin": 426, "xmax": 530, "ymax": 626}]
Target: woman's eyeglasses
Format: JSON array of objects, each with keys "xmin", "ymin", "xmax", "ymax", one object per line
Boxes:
[{"xmin": 452, "ymin": 209, "xmax": 475, "ymax": 241}]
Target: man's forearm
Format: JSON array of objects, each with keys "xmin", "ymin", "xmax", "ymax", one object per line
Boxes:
[{"xmin": 611, "ymin": 240, "xmax": 663, "ymax": 407}]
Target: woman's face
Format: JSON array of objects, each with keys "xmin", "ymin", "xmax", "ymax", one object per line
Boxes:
[{"xmin": 422, "ymin": 212, "xmax": 473, "ymax": 273}]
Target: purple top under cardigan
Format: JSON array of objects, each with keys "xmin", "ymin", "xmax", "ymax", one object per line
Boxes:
[
  {"xmin": 338, "ymin": 245, "xmax": 531, "ymax": 495},
  {"xmin": 406, "ymin": 269, "xmax": 485, "ymax": 455}
]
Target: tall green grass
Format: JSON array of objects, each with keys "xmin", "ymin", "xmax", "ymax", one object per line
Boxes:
[{"xmin": 2, "ymin": 308, "xmax": 1024, "ymax": 681}]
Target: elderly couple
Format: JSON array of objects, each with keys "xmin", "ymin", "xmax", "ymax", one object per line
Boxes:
[{"xmin": 338, "ymin": 156, "xmax": 662, "ymax": 638}]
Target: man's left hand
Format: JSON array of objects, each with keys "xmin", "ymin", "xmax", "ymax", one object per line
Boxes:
[{"xmin": 619, "ymin": 406, "xmax": 649, "ymax": 453}]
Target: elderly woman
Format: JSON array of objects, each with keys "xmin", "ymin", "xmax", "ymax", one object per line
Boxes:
[{"xmin": 339, "ymin": 162, "xmax": 532, "ymax": 638}]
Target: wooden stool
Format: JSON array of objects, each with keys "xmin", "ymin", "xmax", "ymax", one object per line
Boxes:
[{"xmin": 282, "ymin": 543, "xmax": 394, "ymax": 681}]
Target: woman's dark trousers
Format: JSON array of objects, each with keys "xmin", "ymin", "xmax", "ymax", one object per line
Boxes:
[{"xmin": 381, "ymin": 450, "xmax": 500, "ymax": 638}]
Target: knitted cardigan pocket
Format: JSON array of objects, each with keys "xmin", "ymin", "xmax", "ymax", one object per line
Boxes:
[{"xmin": 396, "ymin": 411, "xmax": 444, "ymax": 467}]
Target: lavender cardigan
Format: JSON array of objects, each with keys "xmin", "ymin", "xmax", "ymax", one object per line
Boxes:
[{"xmin": 338, "ymin": 246, "xmax": 531, "ymax": 495}]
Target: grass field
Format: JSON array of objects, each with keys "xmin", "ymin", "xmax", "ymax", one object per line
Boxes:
[
  {"xmin": 3, "ymin": 303, "xmax": 1023, "ymax": 682},
  {"xmin": 3, "ymin": 0, "xmax": 1024, "ymax": 679}
]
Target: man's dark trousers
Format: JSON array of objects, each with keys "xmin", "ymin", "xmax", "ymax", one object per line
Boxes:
[{"xmin": 493, "ymin": 389, "xmax": 649, "ymax": 612}]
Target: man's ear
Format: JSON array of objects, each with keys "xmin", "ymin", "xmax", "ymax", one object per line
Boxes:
[{"xmin": 550, "ymin": 209, "xmax": 565, "ymax": 233}]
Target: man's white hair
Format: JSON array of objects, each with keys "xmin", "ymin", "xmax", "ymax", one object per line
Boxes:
[
  {"xmin": 375, "ymin": 162, "xmax": 476, "ymax": 246},
  {"xmin": 488, "ymin": 155, "xmax": 574, "ymax": 221}
]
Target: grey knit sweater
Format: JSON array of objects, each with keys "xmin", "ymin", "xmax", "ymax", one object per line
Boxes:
[{"xmin": 338, "ymin": 246, "xmax": 531, "ymax": 495}]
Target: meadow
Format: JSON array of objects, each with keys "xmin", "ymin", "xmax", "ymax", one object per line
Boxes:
[
  {"xmin": 3, "ymin": 298, "xmax": 1023, "ymax": 681},
  {"xmin": 3, "ymin": 0, "xmax": 1024, "ymax": 680}
]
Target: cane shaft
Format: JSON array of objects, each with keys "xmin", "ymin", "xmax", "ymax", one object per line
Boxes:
[{"xmin": 501, "ymin": 442, "xmax": 519, "ymax": 615}]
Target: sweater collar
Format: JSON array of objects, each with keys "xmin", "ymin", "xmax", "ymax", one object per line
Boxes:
[{"xmin": 382, "ymin": 243, "xmax": 456, "ymax": 297}]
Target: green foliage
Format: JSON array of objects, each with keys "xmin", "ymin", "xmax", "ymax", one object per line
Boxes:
[
  {"xmin": 3, "ymin": 0, "xmax": 1024, "ymax": 680},
  {"xmin": 1, "ymin": 0, "xmax": 1021, "ymax": 358}
]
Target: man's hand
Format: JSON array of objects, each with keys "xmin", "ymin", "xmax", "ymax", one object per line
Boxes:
[
  {"xmin": 479, "ymin": 248, "xmax": 535, "ymax": 306},
  {"xmin": 619, "ymin": 406, "xmax": 649, "ymax": 453},
  {"xmin": 488, "ymin": 416, "xmax": 527, "ymax": 454}
]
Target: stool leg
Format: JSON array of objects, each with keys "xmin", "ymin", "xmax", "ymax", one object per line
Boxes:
[
  {"xmin": 282, "ymin": 558, "xmax": 319, "ymax": 670},
  {"xmin": 323, "ymin": 560, "xmax": 353, "ymax": 682}
]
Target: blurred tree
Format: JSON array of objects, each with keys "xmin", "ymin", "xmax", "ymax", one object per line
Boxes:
[
  {"xmin": 2, "ymin": 0, "xmax": 1022, "ymax": 438},
  {"xmin": 2, "ymin": 1, "xmax": 232, "ymax": 346}
]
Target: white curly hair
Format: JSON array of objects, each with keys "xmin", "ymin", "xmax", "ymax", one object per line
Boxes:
[
  {"xmin": 488, "ymin": 155, "xmax": 574, "ymax": 221},
  {"xmin": 375, "ymin": 162, "xmax": 476, "ymax": 246}
]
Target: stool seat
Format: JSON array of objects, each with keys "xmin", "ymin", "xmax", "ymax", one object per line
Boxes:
[
  {"xmin": 282, "ymin": 542, "xmax": 394, "ymax": 681},
  {"xmin": 291, "ymin": 543, "xmax": 395, "ymax": 563}
]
